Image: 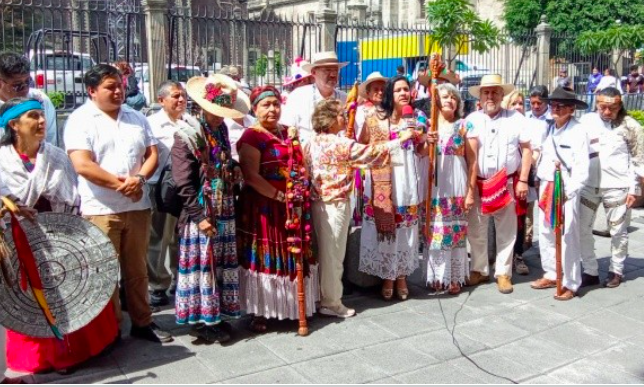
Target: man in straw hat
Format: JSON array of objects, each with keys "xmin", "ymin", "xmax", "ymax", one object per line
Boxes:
[
  {"xmin": 281, "ymin": 51, "xmax": 348, "ymax": 142},
  {"xmin": 64, "ymin": 64, "xmax": 172, "ymax": 342},
  {"xmin": 578, "ymin": 86, "xmax": 644, "ymax": 289},
  {"xmin": 354, "ymin": 71, "xmax": 387, "ymax": 138},
  {"xmin": 464, "ymin": 74, "xmax": 533, "ymax": 294},
  {"xmin": 531, "ymin": 86, "xmax": 589, "ymax": 300}
]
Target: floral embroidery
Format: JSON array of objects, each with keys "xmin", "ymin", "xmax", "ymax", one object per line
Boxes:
[
  {"xmin": 425, "ymin": 196, "xmax": 468, "ymax": 251},
  {"xmin": 363, "ymin": 198, "xmax": 419, "ymax": 228}
]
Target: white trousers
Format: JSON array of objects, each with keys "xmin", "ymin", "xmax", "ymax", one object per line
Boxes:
[
  {"xmin": 312, "ymin": 200, "xmax": 352, "ymax": 308},
  {"xmin": 579, "ymin": 186, "xmax": 630, "ymax": 276},
  {"xmin": 467, "ymin": 183, "xmax": 516, "ymax": 278},
  {"xmin": 538, "ymin": 184, "xmax": 582, "ymax": 292}
]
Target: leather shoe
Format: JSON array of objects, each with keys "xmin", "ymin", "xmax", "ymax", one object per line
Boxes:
[
  {"xmin": 530, "ymin": 277, "xmax": 557, "ymax": 289},
  {"xmin": 496, "ymin": 275, "xmax": 513, "ymax": 294},
  {"xmin": 465, "ymin": 271, "xmax": 490, "ymax": 287},
  {"xmin": 130, "ymin": 322, "xmax": 173, "ymax": 343},
  {"xmin": 553, "ymin": 287, "xmax": 575, "ymax": 301},
  {"xmin": 150, "ymin": 290, "xmax": 170, "ymax": 307},
  {"xmin": 603, "ymin": 272, "xmax": 622, "ymax": 288},
  {"xmin": 580, "ymin": 273, "xmax": 600, "ymax": 288}
]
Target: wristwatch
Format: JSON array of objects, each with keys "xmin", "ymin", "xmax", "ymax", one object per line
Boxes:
[{"xmin": 135, "ymin": 174, "xmax": 147, "ymax": 185}]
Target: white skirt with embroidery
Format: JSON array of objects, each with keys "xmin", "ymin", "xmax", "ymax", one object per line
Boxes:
[{"xmin": 239, "ymin": 264, "xmax": 320, "ymax": 320}]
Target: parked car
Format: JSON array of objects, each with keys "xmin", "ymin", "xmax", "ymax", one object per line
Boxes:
[
  {"xmin": 25, "ymin": 29, "xmax": 116, "ymax": 108},
  {"xmin": 135, "ymin": 64, "xmax": 202, "ymax": 105}
]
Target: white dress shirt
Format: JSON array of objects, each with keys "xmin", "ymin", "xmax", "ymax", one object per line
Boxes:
[
  {"xmin": 465, "ymin": 109, "xmax": 531, "ymax": 178},
  {"xmin": 536, "ymin": 117, "xmax": 589, "ymax": 200},
  {"xmin": 224, "ymin": 114, "xmax": 256, "ymax": 161},
  {"xmin": 280, "ymin": 84, "xmax": 347, "ymax": 143},
  {"xmin": 581, "ymin": 113, "xmax": 644, "ymax": 194},
  {"xmin": 64, "ymin": 101, "xmax": 158, "ymax": 215},
  {"xmin": 147, "ymin": 110, "xmax": 200, "ymax": 183}
]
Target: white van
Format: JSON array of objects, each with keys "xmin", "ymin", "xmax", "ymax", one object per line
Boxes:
[{"xmin": 28, "ymin": 49, "xmax": 95, "ymax": 106}]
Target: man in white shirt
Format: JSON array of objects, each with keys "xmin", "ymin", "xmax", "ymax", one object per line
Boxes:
[
  {"xmin": 146, "ymin": 81, "xmax": 199, "ymax": 307},
  {"xmin": 281, "ymin": 51, "xmax": 348, "ymax": 143},
  {"xmin": 65, "ymin": 64, "xmax": 171, "ymax": 343},
  {"xmin": 0, "ymin": 52, "xmax": 58, "ymax": 146},
  {"xmin": 532, "ymin": 87, "xmax": 589, "ymax": 300},
  {"xmin": 579, "ymin": 87, "xmax": 644, "ymax": 289},
  {"xmin": 526, "ymin": 85, "xmax": 553, "ymax": 123},
  {"xmin": 465, "ymin": 74, "xmax": 532, "ymax": 294}
]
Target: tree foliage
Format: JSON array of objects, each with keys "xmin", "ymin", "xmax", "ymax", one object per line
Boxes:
[
  {"xmin": 425, "ymin": 0, "xmax": 503, "ymax": 66},
  {"xmin": 503, "ymin": 0, "xmax": 644, "ymax": 37},
  {"xmin": 576, "ymin": 25, "xmax": 644, "ymax": 74}
]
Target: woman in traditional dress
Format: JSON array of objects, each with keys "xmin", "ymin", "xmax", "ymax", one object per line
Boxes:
[
  {"xmin": 304, "ymin": 99, "xmax": 415, "ymax": 317},
  {"xmin": 172, "ymin": 74, "xmax": 247, "ymax": 343},
  {"xmin": 236, "ymin": 86, "xmax": 318, "ymax": 333},
  {"xmin": 357, "ymin": 75, "xmax": 427, "ymax": 301},
  {"xmin": 0, "ymin": 97, "xmax": 119, "ymax": 374},
  {"xmin": 423, "ymin": 84, "xmax": 475, "ymax": 295}
]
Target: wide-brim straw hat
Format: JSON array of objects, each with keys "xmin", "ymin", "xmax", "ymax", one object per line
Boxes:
[
  {"xmin": 359, "ymin": 71, "xmax": 387, "ymax": 98},
  {"xmin": 186, "ymin": 74, "xmax": 250, "ymax": 119},
  {"xmin": 468, "ymin": 74, "xmax": 515, "ymax": 99},
  {"xmin": 302, "ymin": 51, "xmax": 348, "ymax": 72},
  {"xmin": 546, "ymin": 86, "xmax": 589, "ymax": 110},
  {"xmin": 417, "ymin": 71, "xmax": 461, "ymax": 88},
  {"xmin": 283, "ymin": 59, "xmax": 313, "ymax": 88}
]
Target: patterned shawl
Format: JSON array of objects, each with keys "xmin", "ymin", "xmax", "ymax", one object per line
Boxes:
[{"xmin": 365, "ymin": 111, "xmax": 395, "ymax": 241}]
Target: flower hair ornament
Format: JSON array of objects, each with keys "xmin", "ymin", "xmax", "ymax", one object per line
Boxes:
[{"xmin": 204, "ymin": 83, "xmax": 237, "ymax": 108}]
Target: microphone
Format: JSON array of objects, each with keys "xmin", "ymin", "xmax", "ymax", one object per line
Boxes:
[{"xmin": 400, "ymin": 104, "xmax": 415, "ymax": 149}]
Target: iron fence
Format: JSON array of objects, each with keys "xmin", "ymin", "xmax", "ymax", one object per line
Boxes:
[
  {"xmin": 167, "ymin": 5, "xmax": 320, "ymax": 92},
  {"xmin": 0, "ymin": 0, "xmax": 146, "ymax": 112}
]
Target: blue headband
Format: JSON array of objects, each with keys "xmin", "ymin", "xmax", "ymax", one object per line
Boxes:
[
  {"xmin": 0, "ymin": 100, "xmax": 43, "ymax": 129},
  {"xmin": 252, "ymin": 91, "xmax": 277, "ymax": 106}
]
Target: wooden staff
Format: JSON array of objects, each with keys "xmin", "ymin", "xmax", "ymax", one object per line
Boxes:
[
  {"xmin": 345, "ymin": 81, "xmax": 360, "ymax": 139},
  {"xmin": 554, "ymin": 163, "xmax": 564, "ymax": 297},
  {"xmin": 424, "ymin": 54, "xmax": 445, "ymax": 239},
  {"xmin": 285, "ymin": 127, "xmax": 309, "ymax": 336}
]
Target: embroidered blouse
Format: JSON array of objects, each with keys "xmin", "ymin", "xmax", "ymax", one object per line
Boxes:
[{"xmin": 304, "ymin": 133, "xmax": 403, "ymax": 202}]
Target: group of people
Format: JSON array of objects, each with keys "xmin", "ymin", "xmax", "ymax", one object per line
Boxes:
[{"xmin": 0, "ymin": 48, "xmax": 643, "ymax": 379}]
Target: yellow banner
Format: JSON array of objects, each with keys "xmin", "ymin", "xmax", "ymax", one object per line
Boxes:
[{"xmin": 360, "ymin": 33, "xmax": 469, "ymax": 60}]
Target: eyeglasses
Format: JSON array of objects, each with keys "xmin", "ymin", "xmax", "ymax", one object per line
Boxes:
[
  {"xmin": 549, "ymin": 102, "xmax": 573, "ymax": 110},
  {"xmin": 1, "ymin": 78, "xmax": 30, "ymax": 93}
]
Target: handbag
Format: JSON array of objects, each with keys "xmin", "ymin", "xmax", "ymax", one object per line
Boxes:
[
  {"xmin": 477, "ymin": 167, "xmax": 514, "ymax": 215},
  {"xmin": 155, "ymin": 163, "xmax": 182, "ymax": 218}
]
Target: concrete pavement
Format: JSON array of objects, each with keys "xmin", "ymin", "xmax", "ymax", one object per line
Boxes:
[{"xmin": 6, "ymin": 209, "xmax": 644, "ymax": 384}]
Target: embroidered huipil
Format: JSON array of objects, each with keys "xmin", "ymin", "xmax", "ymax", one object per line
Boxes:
[
  {"xmin": 304, "ymin": 133, "xmax": 402, "ymax": 202},
  {"xmin": 580, "ymin": 113, "xmax": 644, "ymax": 195}
]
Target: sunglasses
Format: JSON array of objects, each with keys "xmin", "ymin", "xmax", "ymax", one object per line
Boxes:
[{"xmin": 1, "ymin": 78, "xmax": 30, "ymax": 93}]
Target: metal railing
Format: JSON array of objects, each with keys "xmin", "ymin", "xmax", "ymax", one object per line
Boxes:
[
  {"xmin": 167, "ymin": 5, "xmax": 320, "ymax": 91},
  {"xmin": 0, "ymin": 0, "xmax": 146, "ymax": 111}
]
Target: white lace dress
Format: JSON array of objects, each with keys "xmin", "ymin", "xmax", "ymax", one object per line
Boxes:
[
  {"xmin": 358, "ymin": 112, "xmax": 425, "ymax": 280},
  {"xmin": 422, "ymin": 119, "xmax": 469, "ymax": 286}
]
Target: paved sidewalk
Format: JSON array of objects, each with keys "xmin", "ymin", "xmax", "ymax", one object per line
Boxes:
[{"xmin": 8, "ymin": 209, "xmax": 644, "ymax": 384}]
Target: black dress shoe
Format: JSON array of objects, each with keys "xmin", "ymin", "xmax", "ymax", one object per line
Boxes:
[
  {"xmin": 603, "ymin": 272, "xmax": 623, "ymax": 288},
  {"xmin": 580, "ymin": 273, "xmax": 600, "ymax": 288},
  {"xmin": 130, "ymin": 322, "xmax": 173, "ymax": 343},
  {"xmin": 149, "ymin": 290, "xmax": 170, "ymax": 307}
]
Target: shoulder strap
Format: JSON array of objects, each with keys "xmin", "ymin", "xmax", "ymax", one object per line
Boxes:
[{"xmin": 547, "ymin": 123, "xmax": 571, "ymax": 173}]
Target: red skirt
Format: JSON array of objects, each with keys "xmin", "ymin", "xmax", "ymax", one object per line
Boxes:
[{"xmin": 6, "ymin": 301, "xmax": 118, "ymax": 373}]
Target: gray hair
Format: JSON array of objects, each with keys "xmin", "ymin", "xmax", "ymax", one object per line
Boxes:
[
  {"xmin": 156, "ymin": 80, "xmax": 184, "ymax": 99},
  {"xmin": 436, "ymin": 83, "xmax": 463, "ymax": 119}
]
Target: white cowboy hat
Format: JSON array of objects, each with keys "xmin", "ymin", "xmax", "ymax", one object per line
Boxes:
[
  {"xmin": 359, "ymin": 71, "xmax": 388, "ymax": 98},
  {"xmin": 468, "ymin": 74, "xmax": 515, "ymax": 99},
  {"xmin": 186, "ymin": 74, "xmax": 250, "ymax": 119},
  {"xmin": 302, "ymin": 51, "xmax": 348, "ymax": 72}
]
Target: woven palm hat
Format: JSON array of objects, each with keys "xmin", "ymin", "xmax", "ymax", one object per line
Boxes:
[
  {"xmin": 468, "ymin": 74, "xmax": 515, "ymax": 99},
  {"xmin": 186, "ymin": 74, "xmax": 250, "ymax": 119},
  {"xmin": 359, "ymin": 71, "xmax": 387, "ymax": 98},
  {"xmin": 302, "ymin": 51, "xmax": 348, "ymax": 72}
]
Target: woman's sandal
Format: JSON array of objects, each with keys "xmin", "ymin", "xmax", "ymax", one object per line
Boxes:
[
  {"xmin": 381, "ymin": 287, "xmax": 394, "ymax": 301},
  {"xmin": 395, "ymin": 276, "xmax": 409, "ymax": 301},
  {"xmin": 447, "ymin": 283, "xmax": 461, "ymax": 295},
  {"xmin": 249, "ymin": 316, "xmax": 268, "ymax": 333}
]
